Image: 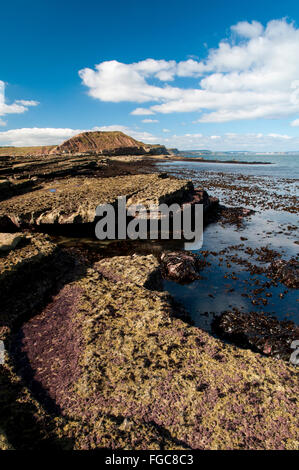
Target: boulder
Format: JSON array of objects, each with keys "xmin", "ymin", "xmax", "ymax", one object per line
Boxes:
[
  {"xmin": 182, "ymin": 188, "xmax": 219, "ymax": 215},
  {"xmin": 161, "ymin": 250, "xmax": 205, "ymax": 282}
]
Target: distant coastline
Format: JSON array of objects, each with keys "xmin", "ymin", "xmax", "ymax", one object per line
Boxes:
[{"xmin": 160, "ymin": 154, "xmax": 273, "ymax": 165}]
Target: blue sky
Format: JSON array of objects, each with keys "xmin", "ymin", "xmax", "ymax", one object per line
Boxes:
[{"xmin": 1, "ymin": 0, "xmax": 299, "ymax": 150}]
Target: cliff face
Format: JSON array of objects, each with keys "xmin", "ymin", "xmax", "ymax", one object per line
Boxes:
[{"xmin": 50, "ymin": 131, "xmax": 169, "ymax": 156}]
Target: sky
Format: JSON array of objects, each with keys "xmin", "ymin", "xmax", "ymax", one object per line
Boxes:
[{"xmin": 1, "ymin": 0, "xmax": 299, "ymax": 151}]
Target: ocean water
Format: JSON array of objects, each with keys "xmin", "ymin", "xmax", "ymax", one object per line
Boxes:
[
  {"xmin": 162, "ymin": 153, "xmax": 299, "ymax": 179},
  {"xmin": 157, "ymin": 153, "xmax": 299, "ymax": 330}
]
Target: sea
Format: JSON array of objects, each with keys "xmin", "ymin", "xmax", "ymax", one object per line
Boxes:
[
  {"xmin": 161, "ymin": 152, "xmax": 299, "ymax": 179},
  {"xmin": 157, "ymin": 153, "xmax": 299, "ymax": 330}
]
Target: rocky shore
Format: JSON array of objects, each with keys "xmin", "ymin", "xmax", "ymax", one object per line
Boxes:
[{"xmin": 0, "ymin": 151, "xmax": 298, "ymax": 450}]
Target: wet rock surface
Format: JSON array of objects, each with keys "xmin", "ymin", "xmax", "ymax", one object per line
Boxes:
[
  {"xmin": 159, "ymin": 165, "xmax": 299, "ymax": 214},
  {"xmin": 213, "ymin": 310, "xmax": 299, "ymax": 361},
  {"xmin": 216, "ymin": 206, "xmax": 255, "ymax": 226},
  {"xmin": 161, "ymin": 251, "xmax": 206, "ymax": 282},
  {"xmin": 182, "ymin": 188, "xmax": 219, "ymax": 215}
]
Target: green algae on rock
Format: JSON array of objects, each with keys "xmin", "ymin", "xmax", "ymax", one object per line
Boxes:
[
  {"xmin": 0, "ymin": 233, "xmax": 81, "ymax": 340},
  {"xmin": 0, "ymin": 174, "xmax": 191, "ymax": 229},
  {"xmin": 7, "ymin": 253, "xmax": 298, "ymax": 450}
]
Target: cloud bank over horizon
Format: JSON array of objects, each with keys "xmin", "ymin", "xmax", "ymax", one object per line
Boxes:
[
  {"xmin": 0, "ymin": 126, "xmax": 158, "ymax": 147},
  {"xmin": 79, "ymin": 18, "xmax": 299, "ymax": 125},
  {"xmin": 1, "ymin": 126, "xmax": 299, "ymax": 151}
]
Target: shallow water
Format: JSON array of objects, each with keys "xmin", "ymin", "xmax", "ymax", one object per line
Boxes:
[
  {"xmin": 164, "ymin": 210, "xmax": 298, "ymax": 331},
  {"xmin": 158, "ymin": 158, "xmax": 298, "ymax": 331},
  {"xmin": 162, "ymin": 153, "xmax": 299, "ymax": 179}
]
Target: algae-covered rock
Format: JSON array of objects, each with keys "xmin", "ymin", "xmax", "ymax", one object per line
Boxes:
[
  {"xmin": 0, "ymin": 174, "xmax": 191, "ymax": 229},
  {"xmin": 161, "ymin": 251, "xmax": 205, "ymax": 282},
  {"xmin": 8, "ymin": 253, "xmax": 298, "ymax": 450},
  {"xmin": 0, "ymin": 233, "xmax": 78, "ymax": 339}
]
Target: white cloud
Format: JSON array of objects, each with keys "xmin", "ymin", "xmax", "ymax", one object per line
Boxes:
[
  {"xmin": 1, "ymin": 126, "xmax": 299, "ymax": 151},
  {"xmin": 130, "ymin": 108, "xmax": 155, "ymax": 115},
  {"xmin": 0, "ymin": 81, "xmax": 39, "ymax": 118},
  {"xmin": 157, "ymin": 132, "xmax": 299, "ymax": 151},
  {"xmin": 0, "ymin": 128, "xmax": 82, "ymax": 147},
  {"xmin": 0, "ymin": 125, "xmax": 159, "ymax": 147},
  {"xmin": 15, "ymin": 99, "xmax": 39, "ymax": 106},
  {"xmin": 141, "ymin": 119, "xmax": 159, "ymax": 123},
  {"xmin": 290, "ymin": 118, "xmax": 299, "ymax": 126},
  {"xmin": 231, "ymin": 20, "xmax": 264, "ymax": 38},
  {"xmin": 79, "ymin": 19, "xmax": 299, "ymax": 123},
  {"xmin": 267, "ymin": 133, "xmax": 292, "ymax": 139},
  {"xmin": 93, "ymin": 125, "xmax": 158, "ymax": 142},
  {"xmin": 79, "ymin": 60, "xmax": 180, "ymax": 103}
]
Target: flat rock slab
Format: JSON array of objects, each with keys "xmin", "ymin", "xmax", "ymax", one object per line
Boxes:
[
  {"xmin": 0, "ymin": 174, "xmax": 191, "ymax": 229},
  {"xmin": 0, "ymin": 233, "xmax": 55, "ymax": 283},
  {"xmin": 0, "ymin": 233, "xmax": 26, "ymax": 252}
]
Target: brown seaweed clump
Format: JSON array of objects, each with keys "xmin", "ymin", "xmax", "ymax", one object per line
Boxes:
[
  {"xmin": 268, "ymin": 258, "xmax": 299, "ymax": 289},
  {"xmin": 213, "ymin": 310, "xmax": 299, "ymax": 361}
]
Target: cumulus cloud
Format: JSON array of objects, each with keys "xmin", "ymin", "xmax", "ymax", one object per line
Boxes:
[
  {"xmin": 0, "ymin": 81, "xmax": 39, "ymax": 119},
  {"xmin": 79, "ymin": 19, "xmax": 299, "ymax": 123},
  {"xmin": 141, "ymin": 119, "xmax": 159, "ymax": 123},
  {"xmin": 92, "ymin": 125, "xmax": 158, "ymax": 142},
  {"xmin": 79, "ymin": 59, "xmax": 180, "ymax": 103},
  {"xmin": 231, "ymin": 20, "xmax": 264, "ymax": 38}
]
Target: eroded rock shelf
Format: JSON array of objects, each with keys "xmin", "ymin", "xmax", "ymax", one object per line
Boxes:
[{"xmin": 0, "ymin": 153, "xmax": 298, "ymax": 450}]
